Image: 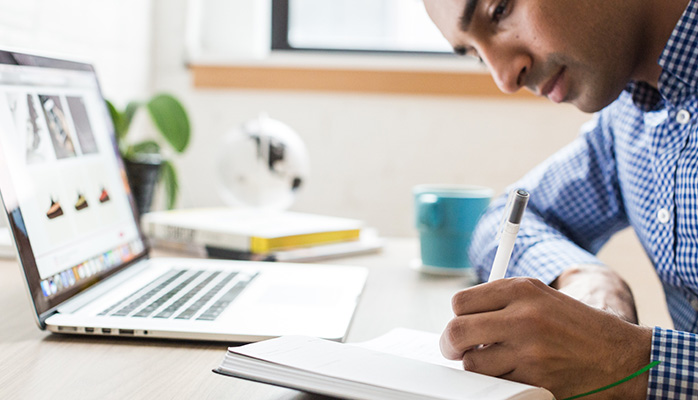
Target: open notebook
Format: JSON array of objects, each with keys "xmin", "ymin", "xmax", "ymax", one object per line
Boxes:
[{"xmin": 214, "ymin": 328, "xmax": 554, "ymax": 400}]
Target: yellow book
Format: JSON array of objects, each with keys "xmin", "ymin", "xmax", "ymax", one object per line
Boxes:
[
  {"xmin": 249, "ymin": 229, "xmax": 360, "ymax": 253},
  {"xmin": 141, "ymin": 207, "xmax": 364, "ymax": 254}
]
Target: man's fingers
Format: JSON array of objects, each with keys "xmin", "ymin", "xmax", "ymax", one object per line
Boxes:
[
  {"xmin": 439, "ymin": 312, "xmax": 508, "ymax": 360},
  {"xmin": 442, "ymin": 278, "xmax": 557, "ymax": 360},
  {"xmin": 451, "ymin": 277, "xmax": 550, "ymax": 316},
  {"xmin": 460, "ymin": 343, "xmax": 517, "ymax": 378}
]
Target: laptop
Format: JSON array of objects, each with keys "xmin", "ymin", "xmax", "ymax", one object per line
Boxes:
[{"xmin": 0, "ymin": 49, "xmax": 368, "ymax": 342}]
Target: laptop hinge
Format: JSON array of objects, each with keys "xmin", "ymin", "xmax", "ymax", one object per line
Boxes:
[{"xmin": 37, "ymin": 308, "xmax": 58, "ymax": 329}]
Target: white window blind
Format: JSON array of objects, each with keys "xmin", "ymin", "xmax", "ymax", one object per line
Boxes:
[{"xmin": 286, "ymin": 0, "xmax": 450, "ymax": 53}]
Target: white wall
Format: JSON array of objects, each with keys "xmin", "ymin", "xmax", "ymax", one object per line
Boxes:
[
  {"xmin": 0, "ymin": 0, "xmax": 154, "ymax": 105},
  {"xmin": 179, "ymin": 91, "xmax": 591, "ymax": 237}
]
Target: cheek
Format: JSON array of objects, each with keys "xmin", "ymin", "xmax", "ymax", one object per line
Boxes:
[
  {"xmin": 521, "ymin": 3, "xmax": 588, "ymax": 56},
  {"xmin": 505, "ymin": 7, "xmax": 559, "ymax": 57}
]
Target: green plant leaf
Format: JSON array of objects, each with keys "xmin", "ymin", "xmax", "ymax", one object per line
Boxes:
[
  {"xmin": 123, "ymin": 101, "xmax": 141, "ymax": 136},
  {"xmin": 160, "ymin": 160, "xmax": 178, "ymax": 210},
  {"xmin": 131, "ymin": 140, "xmax": 161, "ymax": 154},
  {"xmin": 106, "ymin": 100, "xmax": 142, "ymax": 142},
  {"xmin": 147, "ymin": 93, "xmax": 190, "ymax": 153},
  {"xmin": 105, "ymin": 100, "xmax": 124, "ymax": 138}
]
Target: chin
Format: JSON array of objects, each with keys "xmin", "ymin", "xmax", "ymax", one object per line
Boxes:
[
  {"xmin": 573, "ymin": 85, "xmax": 627, "ymax": 113},
  {"xmin": 573, "ymin": 101, "xmax": 607, "ymax": 114},
  {"xmin": 572, "ymin": 93, "xmax": 620, "ymax": 113}
]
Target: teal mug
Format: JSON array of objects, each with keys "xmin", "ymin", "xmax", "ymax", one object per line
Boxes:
[{"xmin": 413, "ymin": 185, "xmax": 493, "ymax": 275}]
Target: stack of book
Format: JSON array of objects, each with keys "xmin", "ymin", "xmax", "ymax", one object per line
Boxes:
[{"xmin": 140, "ymin": 207, "xmax": 383, "ymax": 262}]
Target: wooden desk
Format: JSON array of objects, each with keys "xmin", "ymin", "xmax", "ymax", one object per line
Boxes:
[{"xmin": 0, "ymin": 238, "xmax": 469, "ymax": 400}]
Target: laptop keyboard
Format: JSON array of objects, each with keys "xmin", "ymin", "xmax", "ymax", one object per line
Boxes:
[{"xmin": 98, "ymin": 269, "xmax": 257, "ymax": 321}]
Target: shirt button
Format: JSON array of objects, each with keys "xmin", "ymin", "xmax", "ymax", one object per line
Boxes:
[
  {"xmin": 691, "ymin": 298, "xmax": 698, "ymax": 312},
  {"xmin": 676, "ymin": 109, "xmax": 691, "ymax": 124},
  {"xmin": 657, "ymin": 208, "xmax": 671, "ymax": 223}
]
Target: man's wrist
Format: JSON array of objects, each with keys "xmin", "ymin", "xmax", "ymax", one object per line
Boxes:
[
  {"xmin": 607, "ymin": 325, "xmax": 653, "ymax": 399},
  {"xmin": 551, "ymin": 264, "xmax": 639, "ymax": 323},
  {"xmin": 551, "ymin": 264, "xmax": 621, "ymax": 290}
]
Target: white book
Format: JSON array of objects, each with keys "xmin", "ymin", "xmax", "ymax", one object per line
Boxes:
[
  {"xmin": 149, "ymin": 228, "xmax": 384, "ymax": 262},
  {"xmin": 214, "ymin": 328, "xmax": 553, "ymax": 400},
  {"xmin": 141, "ymin": 207, "xmax": 364, "ymax": 254}
]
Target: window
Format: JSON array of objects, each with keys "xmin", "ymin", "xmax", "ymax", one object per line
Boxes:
[{"xmin": 271, "ymin": 0, "xmax": 452, "ymax": 54}]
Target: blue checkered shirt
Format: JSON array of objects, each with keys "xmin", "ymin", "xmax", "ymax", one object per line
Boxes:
[{"xmin": 469, "ymin": 2, "xmax": 698, "ymax": 398}]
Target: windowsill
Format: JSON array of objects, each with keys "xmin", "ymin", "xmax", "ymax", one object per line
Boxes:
[
  {"xmin": 190, "ymin": 50, "xmax": 482, "ymax": 71},
  {"xmin": 189, "ymin": 51, "xmax": 538, "ymax": 99}
]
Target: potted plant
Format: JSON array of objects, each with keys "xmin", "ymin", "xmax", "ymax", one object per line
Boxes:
[{"xmin": 106, "ymin": 93, "xmax": 190, "ymax": 214}]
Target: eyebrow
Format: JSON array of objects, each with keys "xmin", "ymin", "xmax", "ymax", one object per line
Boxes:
[{"xmin": 459, "ymin": 0, "xmax": 480, "ymax": 31}]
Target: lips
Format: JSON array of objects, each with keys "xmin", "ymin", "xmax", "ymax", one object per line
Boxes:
[{"xmin": 540, "ymin": 67, "xmax": 567, "ymax": 103}]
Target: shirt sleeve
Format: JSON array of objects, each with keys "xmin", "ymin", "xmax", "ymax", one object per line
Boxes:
[
  {"xmin": 649, "ymin": 327, "xmax": 698, "ymax": 398},
  {"xmin": 468, "ymin": 110, "xmax": 629, "ymax": 284}
]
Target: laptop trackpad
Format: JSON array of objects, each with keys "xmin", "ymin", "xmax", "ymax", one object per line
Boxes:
[{"xmin": 258, "ymin": 286, "xmax": 342, "ymax": 307}]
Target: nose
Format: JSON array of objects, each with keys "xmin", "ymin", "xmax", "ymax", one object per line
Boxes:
[{"xmin": 481, "ymin": 47, "xmax": 531, "ymax": 94}]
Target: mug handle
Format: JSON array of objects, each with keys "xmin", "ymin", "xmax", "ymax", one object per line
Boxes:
[{"xmin": 417, "ymin": 194, "xmax": 442, "ymax": 228}]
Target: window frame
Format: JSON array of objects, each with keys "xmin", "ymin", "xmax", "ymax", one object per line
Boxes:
[{"xmin": 270, "ymin": 0, "xmax": 451, "ymax": 55}]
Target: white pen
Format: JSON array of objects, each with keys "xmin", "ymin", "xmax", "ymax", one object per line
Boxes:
[{"xmin": 487, "ymin": 189, "xmax": 530, "ymax": 282}]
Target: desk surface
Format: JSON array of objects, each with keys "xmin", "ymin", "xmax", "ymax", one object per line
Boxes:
[{"xmin": 0, "ymin": 238, "xmax": 471, "ymax": 400}]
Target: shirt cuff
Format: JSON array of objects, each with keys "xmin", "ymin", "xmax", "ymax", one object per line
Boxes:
[
  {"xmin": 648, "ymin": 326, "xmax": 698, "ymax": 398},
  {"xmin": 507, "ymin": 238, "xmax": 604, "ymax": 285}
]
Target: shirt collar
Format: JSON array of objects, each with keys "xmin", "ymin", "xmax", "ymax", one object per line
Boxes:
[{"xmin": 628, "ymin": 0, "xmax": 698, "ymax": 110}]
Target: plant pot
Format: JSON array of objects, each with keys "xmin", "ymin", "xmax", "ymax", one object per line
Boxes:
[{"xmin": 124, "ymin": 155, "xmax": 163, "ymax": 215}]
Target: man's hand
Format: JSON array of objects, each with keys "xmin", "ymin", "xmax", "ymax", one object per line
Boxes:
[{"xmin": 441, "ymin": 278, "xmax": 652, "ymax": 399}]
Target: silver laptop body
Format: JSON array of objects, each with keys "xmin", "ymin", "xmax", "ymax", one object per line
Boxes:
[{"xmin": 0, "ymin": 49, "xmax": 367, "ymax": 342}]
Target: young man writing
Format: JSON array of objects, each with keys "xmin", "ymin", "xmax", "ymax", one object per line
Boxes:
[{"xmin": 423, "ymin": 0, "xmax": 697, "ymax": 398}]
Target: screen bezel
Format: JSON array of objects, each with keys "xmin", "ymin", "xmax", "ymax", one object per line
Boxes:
[{"xmin": 0, "ymin": 49, "xmax": 150, "ymax": 328}]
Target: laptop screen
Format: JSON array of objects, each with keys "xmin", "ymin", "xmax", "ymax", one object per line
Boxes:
[{"xmin": 0, "ymin": 50, "xmax": 148, "ymax": 321}]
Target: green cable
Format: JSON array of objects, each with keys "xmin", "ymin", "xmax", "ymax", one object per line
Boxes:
[{"xmin": 561, "ymin": 360, "xmax": 661, "ymax": 400}]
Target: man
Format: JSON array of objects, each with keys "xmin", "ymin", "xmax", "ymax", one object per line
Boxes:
[{"xmin": 423, "ymin": 0, "xmax": 697, "ymax": 398}]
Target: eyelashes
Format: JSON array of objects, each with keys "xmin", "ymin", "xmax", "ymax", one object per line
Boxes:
[
  {"xmin": 452, "ymin": 0, "xmax": 513, "ymax": 64},
  {"xmin": 491, "ymin": 0, "xmax": 510, "ymax": 23},
  {"xmin": 454, "ymin": 46, "xmax": 484, "ymax": 64}
]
